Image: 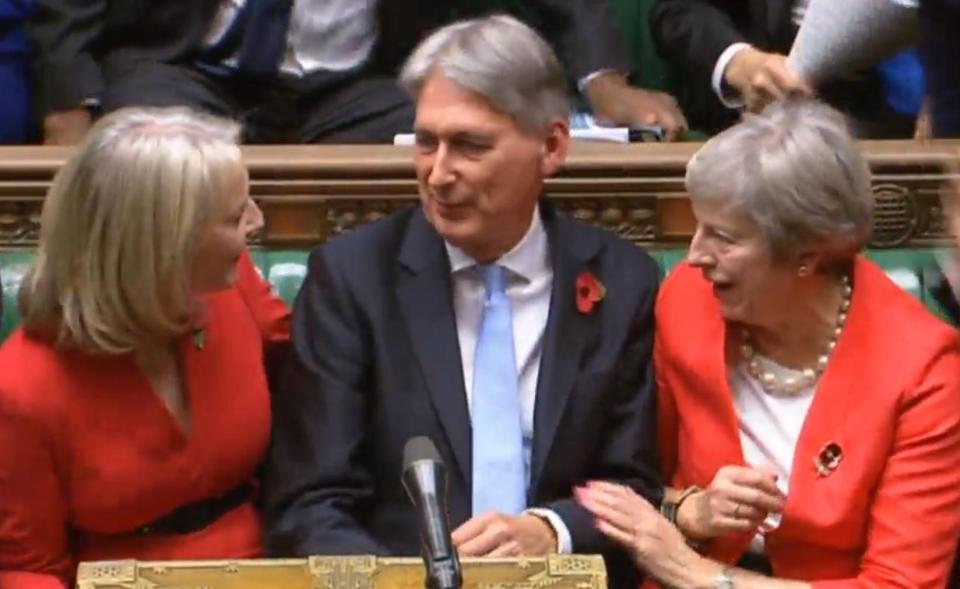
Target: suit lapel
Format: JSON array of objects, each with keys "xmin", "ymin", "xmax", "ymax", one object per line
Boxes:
[
  {"xmin": 396, "ymin": 209, "xmax": 472, "ymax": 484},
  {"xmin": 530, "ymin": 208, "xmax": 604, "ymax": 493}
]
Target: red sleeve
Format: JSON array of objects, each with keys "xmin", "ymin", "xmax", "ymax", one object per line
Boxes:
[
  {"xmin": 813, "ymin": 341, "xmax": 960, "ymax": 589},
  {"xmin": 0, "ymin": 386, "xmax": 72, "ymax": 589},
  {"xmin": 234, "ymin": 250, "xmax": 291, "ymax": 346}
]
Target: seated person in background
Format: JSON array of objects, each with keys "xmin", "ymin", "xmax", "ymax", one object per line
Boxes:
[
  {"xmin": 31, "ymin": 0, "xmax": 686, "ymax": 145},
  {"xmin": 0, "ymin": 0, "xmax": 34, "ymax": 142},
  {"xmin": 0, "ymin": 107, "xmax": 291, "ymax": 589},
  {"xmin": 578, "ymin": 99, "xmax": 960, "ymax": 587},
  {"xmin": 650, "ymin": 0, "xmax": 918, "ymax": 138},
  {"xmin": 262, "ymin": 14, "xmax": 662, "ymax": 589}
]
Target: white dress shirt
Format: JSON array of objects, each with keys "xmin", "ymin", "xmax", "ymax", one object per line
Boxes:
[
  {"xmin": 204, "ymin": 0, "xmax": 377, "ymax": 76},
  {"xmin": 444, "ymin": 208, "xmax": 572, "ymax": 553}
]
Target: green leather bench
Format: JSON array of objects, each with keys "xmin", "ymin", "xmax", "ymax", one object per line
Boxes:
[{"xmin": 1, "ymin": 247, "xmax": 953, "ymax": 343}]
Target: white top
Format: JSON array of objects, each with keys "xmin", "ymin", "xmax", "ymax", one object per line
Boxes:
[
  {"xmin": 205, "ymin": 0, "xmax": 377, "ymax": 75},
  {"xmin": 729, "ymin": 356, "xmax": 816, "ymax": 553},
  {"xmin": 445, "ymin": 208, "xmax": 572, "ymax": 553}
]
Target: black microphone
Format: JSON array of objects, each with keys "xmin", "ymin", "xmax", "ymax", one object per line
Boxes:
[{"xmin": 402, "ymin": 436, "xmax": 463, "ymax": 589}]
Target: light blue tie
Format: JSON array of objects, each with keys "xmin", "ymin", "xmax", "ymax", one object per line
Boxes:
[{"xmin": 471, "ymin": 264, "xmax": 527, "ymax": 516}]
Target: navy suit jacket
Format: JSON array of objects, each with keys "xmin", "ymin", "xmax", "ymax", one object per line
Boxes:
[{"xmin": 262, "ymin": 203, "xmax": 662, "ymax": 589}]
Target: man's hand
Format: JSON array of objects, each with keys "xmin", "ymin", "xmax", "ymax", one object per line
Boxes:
[
  {"xmin": 724, "ymin": 47, "xmax": 813, "ymax": 112},
  {"xmin": 43, "ymin": 108, "xmax": 93, "ymax": 145},
  {"xmin": 583, "ymin": 72, "xmax": 688, "ymax": 141},
  {"xmin": 452, "ymin": 512, "xmax": 557, "ymax": 557}
]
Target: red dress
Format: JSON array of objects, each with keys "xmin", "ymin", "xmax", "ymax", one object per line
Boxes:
[{"xmin": 0, "ymin": 251, "xmax": 291, "ymax": 589}]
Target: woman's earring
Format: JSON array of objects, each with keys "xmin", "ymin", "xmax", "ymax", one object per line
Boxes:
[{"xmin": 798, "ymin": 264, "xmax": 809, "ymax": 277}]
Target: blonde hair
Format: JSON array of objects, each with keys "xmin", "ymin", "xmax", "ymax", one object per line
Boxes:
[{"xmin": 22, "ymin": 107, "xmax": 243, "ymax": 353}]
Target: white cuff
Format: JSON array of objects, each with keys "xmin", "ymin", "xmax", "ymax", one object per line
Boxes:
[
  {"xmin": 524, "ymin": 508, "xmax": 573, "ymax": 554},
  {"xmin": 712, "ymin": 42, "xmax": 751, "ymax": 109},
  {"xmin": 577, "ymin": 68, "xmax": 619, "ymax": 93}
]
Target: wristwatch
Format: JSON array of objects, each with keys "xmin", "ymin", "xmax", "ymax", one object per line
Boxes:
[
  {"xmin": 713, "ymin": 568, "xmax": 734, "ymax": 589},
  {"xmin": 659, "ymin": 485, "xmax": 701, "ymax": 525}
]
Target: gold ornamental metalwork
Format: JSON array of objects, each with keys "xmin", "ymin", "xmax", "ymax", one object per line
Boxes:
[{"xmin": 75, "ymin": 555, "xmax": 606, "ymax": 589}]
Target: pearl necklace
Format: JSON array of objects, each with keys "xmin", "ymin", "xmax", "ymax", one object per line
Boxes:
[{"xmin": 740, "ymin": 275, "xmax": 852, "ymax": 396}]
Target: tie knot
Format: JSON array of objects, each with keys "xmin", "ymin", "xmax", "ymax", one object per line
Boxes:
[{"xmin": 479, "ymin": 264, "xmax": 507, "ymax": 296}]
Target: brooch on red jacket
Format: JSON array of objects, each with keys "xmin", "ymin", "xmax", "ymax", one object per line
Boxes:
[
  {"xmin": 576, "ymin": 271, "xmax": 606, "ymax": 314},
  {"xmin": 814, "ymin": 441, "xmax": 843, "ymax": 477}
]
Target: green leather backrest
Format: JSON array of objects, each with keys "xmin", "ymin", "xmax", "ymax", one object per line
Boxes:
[{"xmin": 0, "ymin": 248, "xmax": 954, "ymax": 342}]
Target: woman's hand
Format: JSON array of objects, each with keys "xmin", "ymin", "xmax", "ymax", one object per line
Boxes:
[
  {"xmin": 678, "ymin": 466, "xmax": 786, "ymax": 540},
  {"xmin": 576, "ymin": 481, "xmax": 712, "ymax": 584}
]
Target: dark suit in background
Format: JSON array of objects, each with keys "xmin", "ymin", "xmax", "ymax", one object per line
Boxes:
[
  {"xmin": 29, "ymin": 0, "xmax": 629, "ymax": 142},
  {"xmin": 262, "ymin": 204, "xmax": 661, "ymax": 589},
  {"xmin": 920, "ymin": 0, "xmax": 960, "ymax": 137},
  {"xmin": 0, "ymin": 0, "xmax": 33, "ymax": 142},
  {"xmin": 650, "ymin": 0, "xmax": 914, "ymax": 136}
]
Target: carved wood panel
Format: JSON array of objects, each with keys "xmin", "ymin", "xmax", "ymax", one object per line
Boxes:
[{"xmin": 1, "ymin": 141, "xmax": 957, "ymax": 250}]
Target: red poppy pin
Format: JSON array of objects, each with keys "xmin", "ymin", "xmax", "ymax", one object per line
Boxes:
[{"xmin": 576, "ymin": 271, "xmax": 606, "ymax": 314}]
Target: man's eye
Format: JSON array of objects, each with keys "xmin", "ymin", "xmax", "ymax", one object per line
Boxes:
[
  {"xmin": 414, "ymin": 133, "xmax": 438, "ymax": 151},
  {"xmin": 455, "ymin": 139, "xmax": 491, "ymax": 155}
]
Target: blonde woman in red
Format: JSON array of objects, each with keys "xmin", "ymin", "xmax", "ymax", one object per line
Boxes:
[{"xmin": 0, "ymin": 107, "xmax": 290, "ymax": 589}]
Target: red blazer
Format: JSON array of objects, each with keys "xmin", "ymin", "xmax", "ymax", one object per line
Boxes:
[
  {"xmin": 655, "ymin": 258, "xmax": 960, "ymax": 587},
  {"xmin": 0, "ymin": 251, "xmax": 290, "ymax": 589}
]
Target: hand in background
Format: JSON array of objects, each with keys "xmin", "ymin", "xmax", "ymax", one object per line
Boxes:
[
  {"xmin": 452, "ymin": 512, "xmax": 557, "ymax": 557},
  {"xmin": 678, "ymin": 465, "xmax": 786, "ymax": 540},
  {"xmin": 584, "ymin": 72, "xmax": 688, "ymax": 141},
  {"xmin": 725, "ymin": 47, "xmax": 813, "ymax": 112},
  {"xmin": 43, "ymin": 109, "xmax": 93, "ymax": 145}
]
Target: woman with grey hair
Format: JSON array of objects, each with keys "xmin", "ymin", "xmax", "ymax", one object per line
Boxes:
[
  {"xmin": 577, "ymin": 99, "xmax": 960, "ymax": 587},
  {"xmin": 0, "ymin": 107, "xmax": 290, "ymax": 589}
]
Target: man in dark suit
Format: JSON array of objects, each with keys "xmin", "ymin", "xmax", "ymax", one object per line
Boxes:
[
  {"xmin": 30, "ymin": 0, "xmax": 686, "ymax": 145},
  {"xmin": 650, "ymin": 0, "xmax": 915, "ymax": 137},
  {"xmin": 262, "ymin": 14, "xmax": 661, "ymax": 589}
]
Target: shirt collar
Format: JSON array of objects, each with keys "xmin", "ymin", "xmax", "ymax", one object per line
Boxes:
[{"xmin": 444, "ymin": 206, "xmax": 549, "ymax": 283}]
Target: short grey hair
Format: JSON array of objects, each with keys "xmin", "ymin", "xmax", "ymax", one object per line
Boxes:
[
  {"xmin": 686, "ymin": 99, "xmax": 873, "ymax": 264},
  {"xmin": 399, "ymin": 14, "xmax": 569, "ymax": 134}
]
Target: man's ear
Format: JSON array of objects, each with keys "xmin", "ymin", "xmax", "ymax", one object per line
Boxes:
[{"xmin": 540, "ymin": 117, "xmax": 570, "ymax": 177}]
